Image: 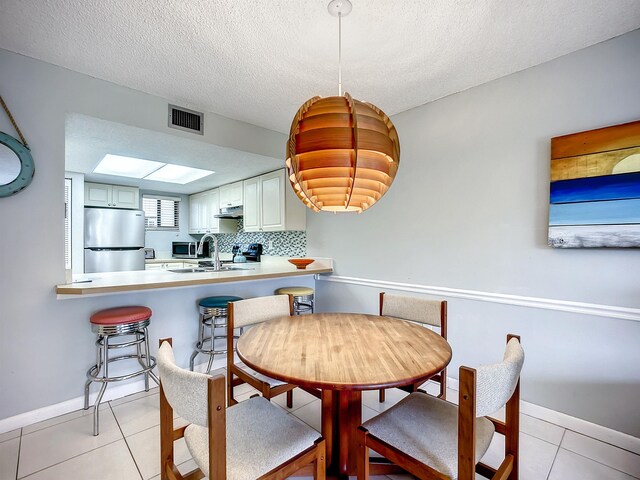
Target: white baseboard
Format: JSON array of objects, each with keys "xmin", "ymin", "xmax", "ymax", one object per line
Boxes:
[
  {"xmin": 445, "ymin": 377, "xmax": 640, "ymax": 455},
  {"xmin": 0, "ymin": 358, "xmax": 225, "ymax": 435}
]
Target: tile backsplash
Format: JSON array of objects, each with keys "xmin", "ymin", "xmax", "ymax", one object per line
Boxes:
[{"xmin": 205, "ymin": 219, "xmax": 306, "ymax": 257}]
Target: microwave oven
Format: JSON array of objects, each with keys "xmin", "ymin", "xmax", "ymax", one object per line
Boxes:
[{"xmin": 172, "ymin": 241, "xmax": 210, "ymax": 258}]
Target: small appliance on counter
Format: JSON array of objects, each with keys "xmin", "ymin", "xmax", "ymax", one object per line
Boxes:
[
  {"xmin": 232, "ymin": 243, "xmax": 263, "ymax": 263},
  {"xmin": 172, "ymin": 241, "xmax": 210, "ymax": 258},
  {"xmin": 144, "ymin": 248, "xmax": 155, "ymax": 259}
]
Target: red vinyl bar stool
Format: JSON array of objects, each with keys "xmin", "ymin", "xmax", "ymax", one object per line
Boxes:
[{"xmin": 84, "ymin": 306, "xmax": 159, "ymax": 435}]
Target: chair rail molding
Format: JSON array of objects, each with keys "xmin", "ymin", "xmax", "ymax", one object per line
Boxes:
[{"xmin": 315, "ymin": 275, "xmax": 640, "ymax": 323}]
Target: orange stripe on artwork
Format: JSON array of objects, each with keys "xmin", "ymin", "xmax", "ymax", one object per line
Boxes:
[{"xmin": 550, "ymin": 146, "xmax": 640, "ymax": 182}]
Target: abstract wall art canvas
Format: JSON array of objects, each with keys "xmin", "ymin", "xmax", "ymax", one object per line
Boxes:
[{"xmin": 549, "ymin": 120, "xmax": 640, "ymax": 248}]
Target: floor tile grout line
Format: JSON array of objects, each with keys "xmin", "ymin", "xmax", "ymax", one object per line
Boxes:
[
  {"xmin": 14, "ymin": 428, "xmax": 22, "ymax": 480},
  {"xmin": 557, "ymin": 444, "xmax": 640, "ymax": 479},
  {"xmin": 109, "ymin": 403, "xmax": 144, "ymax": 480},
  {"xmin": 16, "ymin": 437, "xmax": 124, "ymax": 479},
  {"xmin": 545, "ymin": 429, "xmax": 566, "ymax": 480},
  {"xmin": 562, "ymin": 427, "xmax": 640, "ymax": 457}
]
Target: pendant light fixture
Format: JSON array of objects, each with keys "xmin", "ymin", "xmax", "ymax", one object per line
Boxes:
[{"xmin": 286, "ymin": 0, "xmax": 400, "ymax": 213}]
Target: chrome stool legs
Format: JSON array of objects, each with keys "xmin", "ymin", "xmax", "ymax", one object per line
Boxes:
[
  {"xmin": 189, "ymin": 305, "xmax": 240, "ymax": 373},
  {"xmin": 292, "ymin": 294, "xmax": 314, "ymax": 315},
  {"xmin": 84, "ymin": 321, "xmax": 158, "ymax": 435}
]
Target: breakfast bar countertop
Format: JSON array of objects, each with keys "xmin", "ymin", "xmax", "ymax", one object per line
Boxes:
[{"xmin": 56, "ymin": 257, "xmax": 332, "ymax": 297}]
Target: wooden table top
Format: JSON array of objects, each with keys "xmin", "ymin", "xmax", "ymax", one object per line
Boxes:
[{"xmin": 236, "ymin": 312, "xmax": 452, "ymax": 391}]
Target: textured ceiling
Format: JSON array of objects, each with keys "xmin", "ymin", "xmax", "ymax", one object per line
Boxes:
[
  {"xmin": 1, "ymin": 1, "xmax": 640, "ymax": 134},
  {"xmin": 66, "ymin": 114, "xmax": 282, "ymax": 194}
]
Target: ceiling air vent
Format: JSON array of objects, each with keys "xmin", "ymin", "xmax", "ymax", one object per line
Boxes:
[{"xmin": 168, "ymin": 104, "xmax": 204, "ymax": 135}]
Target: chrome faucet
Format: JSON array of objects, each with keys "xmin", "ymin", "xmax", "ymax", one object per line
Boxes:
[{"xmin": 197, "ymin": 233, "xmax": 221, "ymax": 270}]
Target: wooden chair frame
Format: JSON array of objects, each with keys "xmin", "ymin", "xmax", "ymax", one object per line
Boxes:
[
  {"xmin": 226, "ymin": 295, "xmax": 296, "ymax": 407},
  {"xmin": 360, "ymin": 335, "xmax": 521, "ymax": 480},
  {"xmin": 379, "ymin": 292, "xmax": 448, "ymax": 402},
  {"xmin": 159, "ymin": 338, "xmax": 326, "ymax": 480}
]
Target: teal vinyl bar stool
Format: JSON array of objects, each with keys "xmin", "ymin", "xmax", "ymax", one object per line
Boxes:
[{"xmin": 189, "ymin": 295, "xmax": 243, "ymax": 373}]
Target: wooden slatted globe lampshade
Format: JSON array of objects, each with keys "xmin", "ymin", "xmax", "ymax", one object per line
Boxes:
[{"xmin": 286, "ymin": 93, "xmax": 400, "ymax": 213}]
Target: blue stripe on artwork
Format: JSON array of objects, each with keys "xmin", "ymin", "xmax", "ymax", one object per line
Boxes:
[
  {"xmin": 549, "ymin": 198, "xmax": 640, "ymax": 226},
  {"xmin": 550, "ymin": 172, "xmax": 640, "ymax": 204}
]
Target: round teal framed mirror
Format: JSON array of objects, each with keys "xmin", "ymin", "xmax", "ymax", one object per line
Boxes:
[{"xmin": 0, "ymin": 132, "xmax": 34, "ymax": 197}]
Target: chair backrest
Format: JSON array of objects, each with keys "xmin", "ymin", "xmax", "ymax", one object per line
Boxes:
[
  {"xmin": 230, "ymin": 294, "xmax": 292, "ymax": 329},
  {"xmin": 475, "ymin": 337, "xmax": 525, "ymax": 417},
  {"xmin": 157, "ymin": 341, "xmax": 209, "ymax": 427},
  {"xmin": 380, "ymin": 292, "xmax": 445, "ymax": 329}
]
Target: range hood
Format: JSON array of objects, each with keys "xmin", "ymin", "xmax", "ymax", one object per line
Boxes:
[{"xmin": 215, "ymin": 205, "xmax": 243, "ymax": 218}]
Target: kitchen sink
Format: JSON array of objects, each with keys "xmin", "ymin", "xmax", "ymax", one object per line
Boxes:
[{"xmin": 168, "ymin": 266, "xmax": 254, "ymax": 273}]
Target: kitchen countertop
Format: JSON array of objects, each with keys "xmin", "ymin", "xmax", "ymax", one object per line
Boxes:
[{"xmin": 56, "ymin": 257, "xmax": 333, "ymax": 297}]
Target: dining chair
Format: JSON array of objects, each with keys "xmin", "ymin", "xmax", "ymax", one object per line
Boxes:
[
  {"xmin": 378, "ymin": 292, "xmax": 447, "ymax": 402},
  {"xmin": 227, "ymin": 294, "xmax": 297, "ymax": 407},
  {"xmin": 358, "ymin": 334, "xmax": 524, "ymax": 480},
  {"xmin": 158, "ymin": 338, "xmax": 326, "ymax": 480}
]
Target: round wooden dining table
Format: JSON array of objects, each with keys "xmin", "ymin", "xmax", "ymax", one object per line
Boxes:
[{"xmin": 236, "ymin": 312, "xmax": 452, "ymax": 479}]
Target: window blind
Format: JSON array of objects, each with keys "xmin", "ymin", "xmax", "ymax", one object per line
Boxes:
[{"xmin": 142, "ymin": 195, "xmax": 180, "ymax": 230}]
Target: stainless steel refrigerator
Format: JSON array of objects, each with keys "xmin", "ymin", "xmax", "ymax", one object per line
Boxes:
[{"xmin": 84, "ymin": 207, "xmax": 145, "ymax": 273}]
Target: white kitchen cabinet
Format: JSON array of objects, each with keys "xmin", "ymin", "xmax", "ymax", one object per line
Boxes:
[
  {"xmin": 242, "ymin": 177, "xmax": 260, "ymax": 231},
  {"xmin": 188, "ymin": 188, "xmax": 236, "ymax": 234},
  {"xmin": 219, "ymin": 181, "xmax": 243, "ymax": 208},
  {"xmin": 85, "ymin": 182, "xmax": 139, "ymax": 209},
  {"xmin": 243, "ymin": 169, "xmax": 306, "ymax": 232}
]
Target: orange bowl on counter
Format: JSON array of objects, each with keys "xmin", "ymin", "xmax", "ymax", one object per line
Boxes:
[{"xmin": 288, "ymin": 258, "xmax": 315, "ymax": 269}]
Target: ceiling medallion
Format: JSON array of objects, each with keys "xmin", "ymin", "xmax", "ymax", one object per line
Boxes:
[{"xmin": 286, "ymin": 0, "xmax": 400, "ymax": 213}]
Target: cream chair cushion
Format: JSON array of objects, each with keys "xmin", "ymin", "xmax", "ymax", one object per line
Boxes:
[
  {"xmin": 157, "ymin": 341, "xmax": 209, "ymax": 427},
  {"xmin": 232, "ymin": 295, "xmax": 291, "ymax": 328},
  {"xmin": 382, "ymin": 293, "xmax": 442, "ymax": 328},
  {"xmin": 476, "ymin": 338, "xmax": 525, "ymax": 417},
  {"xmin": 363, "ymin": 392, "xmax": 495, "ymax": 479},
  {"xmin": 184, "ymin": 396, "xmax": 319, "ymax": 480}
]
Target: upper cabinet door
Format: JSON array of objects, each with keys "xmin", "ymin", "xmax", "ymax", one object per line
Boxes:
[
  {"xmin": 219, "ymin": 181, "xmax": 244, "ymax": 208},
  {"xmin": 243, "ymin": 177, "xmax": 260, "ymax": 232},
  {"xmin": 84, "ymin": 182, "xmax": 139, "ymax": 209},
  {"xmin": 260, "ymin": 169, "xmax": 285, "ymax": 231},
  {"xmin": 189, "ymin": 194, "xmax": 202, "ymax": 233},
  {"xmin": 112, "ymin": 185, "xmax": 139, "ymax": 209},
  {"xmin": 206, "ymin": 189, "xmax": 220, "ymax": 232},
  {"xmin": 85, "ymin": 182, "xmax": 112, "ymax": 207}
]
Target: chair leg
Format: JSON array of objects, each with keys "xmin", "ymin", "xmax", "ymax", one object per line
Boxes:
[
  {"xmin": 287, "ymin": 389, "xmax": 294, "ymax": 408},
  {"xmin": 227, "ymin": 371, "xmax": 238, "ymax": 406},
  {"xmin": 378, "ymin": 388, "xmax": 385, "ymax": 403},
  {"xmin": 314, "ymin": 439, "xmax": 326, "ymax": 480},
  {"xmin": 357, "ymin": 427, "xmax": 369, "ymax": 479}
]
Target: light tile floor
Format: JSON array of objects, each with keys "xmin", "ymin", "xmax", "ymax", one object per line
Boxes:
[{"xmin": 1, "ymin": 373, "xmax": 638, "ymax": 480}]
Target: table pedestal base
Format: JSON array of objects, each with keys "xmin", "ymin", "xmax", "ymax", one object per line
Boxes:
[{"xmin": 318, "ymin": 390, "xmax": 407, "ymax": 478}]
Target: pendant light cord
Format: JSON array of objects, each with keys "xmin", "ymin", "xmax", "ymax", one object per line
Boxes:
[{"xmin": 338, "ymin": 12, "xmax": 342, "ymax": 96}]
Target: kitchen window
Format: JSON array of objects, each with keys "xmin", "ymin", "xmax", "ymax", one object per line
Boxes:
[{"xmin": 142, "ymin": 195, "xmax": 180, "ymax": 230}]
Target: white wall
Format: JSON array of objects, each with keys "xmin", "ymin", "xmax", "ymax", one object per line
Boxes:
[
  {"xmin": 0, "ymin": 48, "xmax": 289, "ymax": 422},
  {"xmin": 308, "ymin": 30, "xmax": 640, "ymax": 437}
]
